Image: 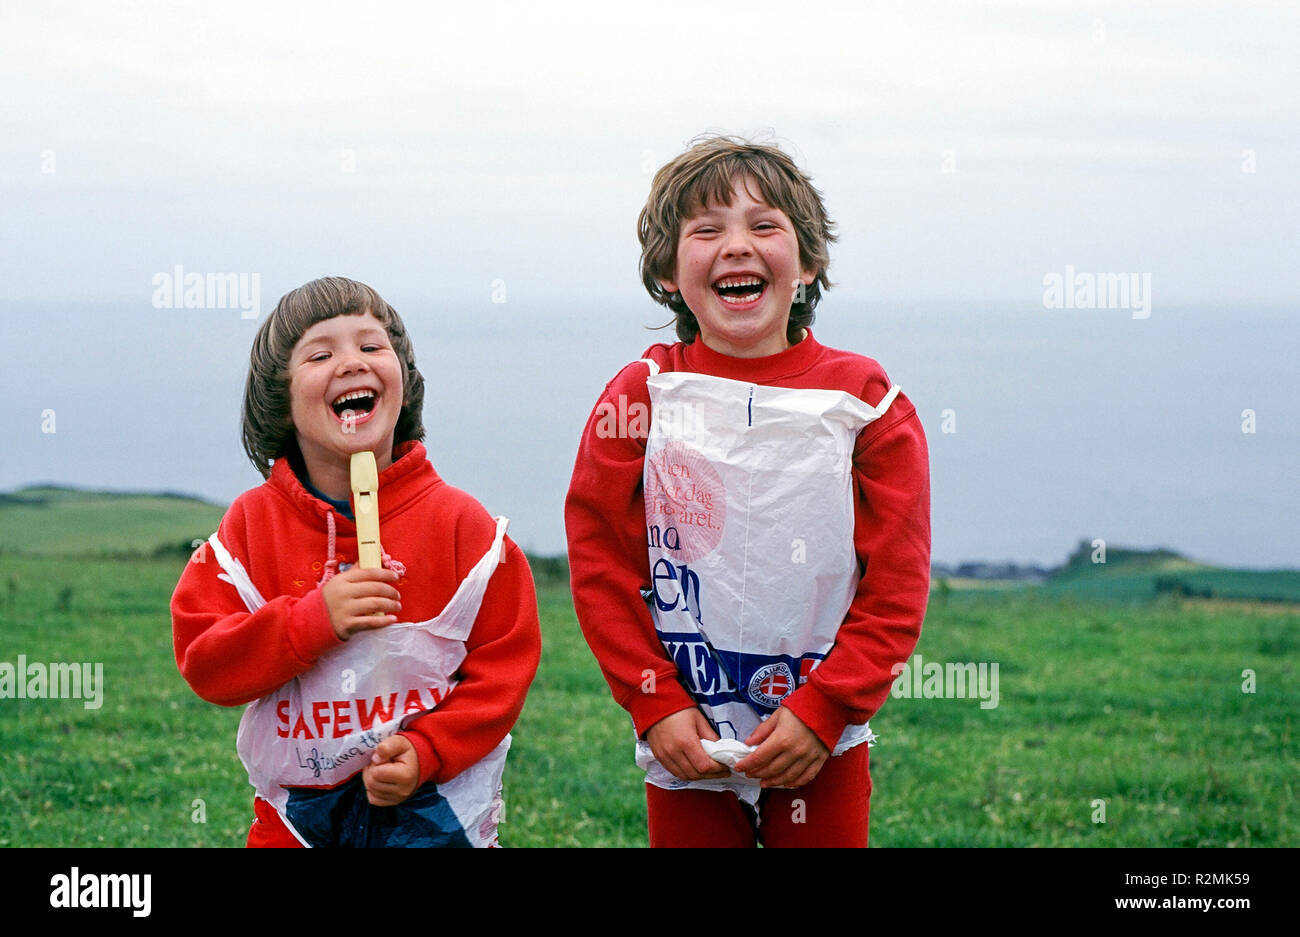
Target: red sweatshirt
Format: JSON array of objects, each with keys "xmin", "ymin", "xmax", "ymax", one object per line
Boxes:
[
  {"xmin": 172, "ymin": 440, "xmax": 541, "ymax": 790},
  {"xmin": 564, "ymin": 332, "xmax": 930, "ymax": 751}
]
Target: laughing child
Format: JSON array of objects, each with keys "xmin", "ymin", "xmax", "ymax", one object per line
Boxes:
[
  {"xmin": 565, "ymin": 136, "xmax": 931, "ymax": 847},
  {"xmin": 172, "ymin": 277, "xmax": 540, "ymax": 847}
]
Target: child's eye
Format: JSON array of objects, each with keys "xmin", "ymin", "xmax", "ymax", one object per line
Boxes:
[{"xmin": 309, "ymin": 352, "xmax": 330, "ymax": 362}]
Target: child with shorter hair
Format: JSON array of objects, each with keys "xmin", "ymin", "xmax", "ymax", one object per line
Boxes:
[
  {"xmin": 173, "ymin": 276, "xmax": 540, "ymax": 847},
  {"xmin": 565, "ymin": 136, "xmax": 931, "ymax": 847}
]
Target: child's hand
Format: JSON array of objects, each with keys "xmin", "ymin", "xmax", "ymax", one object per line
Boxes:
[
  {"xmin": 646, "ymin": 709, "xmax": 732, "ymax": 782},
  {"xmin": 734, "ymin": 707, "xmax": 829, "ymax": 789},
  {"xmin": 362, "ymin": 734, "xmax": 420, "ymax": 806},
  {"xmin": 321, "ymin": 567, "xmax": 402, "ymax": 640}
]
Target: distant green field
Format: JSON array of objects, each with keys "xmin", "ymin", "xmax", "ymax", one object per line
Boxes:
[
  {"xmin": 1, "ymin": 490, "xmax": 1297, "ymax": 847},
  {"xmin": 1038, "ymin": 565, "xmax": 1300, "ymax": 604},
  {"xmin": 0, "ymin": 487, "xmax": 224, "ymax": 556},
  {"xmin": 1033, "ymin": 541, "xmax": 1300, "ymax": 603}
]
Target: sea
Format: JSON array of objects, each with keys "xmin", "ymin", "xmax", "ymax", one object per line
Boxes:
[{"xmin": 2, "ymin": 299, "xmax": 1296, "ymax": 569}]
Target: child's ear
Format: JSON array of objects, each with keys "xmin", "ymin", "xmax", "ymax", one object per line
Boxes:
[
  {"xmin": 799, "ymin": 265, "xmax": 818, "ymax": 286},
  {"xmin": 658, "ymin": 276, "xmax": 679, "ymax": 295}
]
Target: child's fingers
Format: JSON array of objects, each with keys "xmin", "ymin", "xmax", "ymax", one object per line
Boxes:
[
  {"xmin": 646, "ymin": 710, "xmax": 729, "ymax": 780},
  {"xmin": 665, "ymin": 732, "xmax": 727, "ymax": 778},
  {"xmin": 767, "ymin": 756, "xmax": 825, "ymax": 790},
  {"xmin": 759, "ymin": 755, "xmax": 804, "ymax": 788},
  {"xmin": 364, "ymin": 767, "xmax": 405, "ymax": 795},
  {"xmin": 734, "ymin": 727, "xmax": 786, "ymax": 775},
  {"xmin": 333, "ymin": 571, "xmax": 402, "ymax": 602},
  {"xmin": 366, "ymin": 764, "xmax": 404, "ymax": 786},
  {"xmin": 344, "ymin": 595, "xmax": 401, "ymax": 622},
  {"xmin": 692, "ymin": 710, "xmax": 721, "ymax": 743},
  {"xmin": 364, "ymin": 780, "xmax": 404, "ymax": 807},
  {"xmin": 340, "ymin": 567, "xmax": 401, "ymax": 583},
  {"xmin": 363, "ymin": 756, "xmax": 418, "ymax": 806},
  {"xmin": 737, "ymin": 736, "xmax": 805, "ymax": 778},
  {"xmin": 345, "ymin": 613, "xmax": 399, "ymax": 635},
  {"xmin": 734, "ymin": 744, "xmax": 778, "ymax": 778},
  {"xmin": 675, "ymin": 759, "xmax": 728, "ymax": 782},
  {"xmin": 753, "ymin": 751, "xmax": 802, "ymax": 786},
  {"xmin": 662, "ymin": 753, "xmax": 692, "ymax": 781},
  {"xmin": 342, "ymin": 581, "xmax": 402, "ymax": 604},
  {"xmin": 355, "ymin": 589, "xmax": 402, "ymax": 609},
  {"xmin": 741, "ymin": 715, "xmax": 778, "ymax": 748},
  {"xmin": 363, "ymin": 581, "xmax": 403, "ymax": 601},
  {"xmin": 685, "ymin": 745, "xmax": 730, "ymax": 779},
  {"xmin": 371, "ymin": 735, "xmax": 406, "ymax": 763},
  {"xmin": 658, "ymin": 746, "xmax": 695, "ymax": 781},
  {"xmin": 785, "ymin": 758, "xmax": 826, "ymax": 790},
  {"xmin": 348, "ymin": 600, "xmax": 401, "ymax": 621},
  {"xmin": 755, "ymin": 745, "xmax": 827, "ymax": 788},
  {"xmin": 737, "ymin": 708, "xmax": 828, "ymax": 780},
  {"xmin": 684, "ymin": 714, "xmax": 728, "ymax": 777},
  {"xmin": 660, "ymin": 741, "xmax": 726, "ymax": 781}
]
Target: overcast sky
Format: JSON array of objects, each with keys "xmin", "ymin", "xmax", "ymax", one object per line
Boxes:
[
  {"xmin": 3, "ymin": 1, "xmax": 1296, "ymax": 307},
  {"xmin": 2, "ymin": 2, "xmax": 1297, "ymax": 567}
]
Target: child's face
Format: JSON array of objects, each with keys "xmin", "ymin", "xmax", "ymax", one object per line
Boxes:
[
  {"xmin": 287, "ymin": 311, "xmax": 404, "ymax": 474},
  {"xmin": 660, "ymin": 175, "xmax": 816, "ymax": 358}
]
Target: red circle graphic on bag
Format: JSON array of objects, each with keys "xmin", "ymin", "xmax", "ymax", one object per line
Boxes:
[{"xmin": 645, "ymin": 441, "xmax": 726, "ymax": 563}]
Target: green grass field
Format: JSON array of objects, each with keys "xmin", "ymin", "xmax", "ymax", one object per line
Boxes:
[
  {"xmin": 1039, "ymin": 546, "xmax": 1300, "ymax": 604},
  {"xmin": 0, "ymin": 487, "xmax": 226, "ymax": 557},
  {"xmin": 1, "ymin": 490, "xmax": 1296, "ymax": 847}
]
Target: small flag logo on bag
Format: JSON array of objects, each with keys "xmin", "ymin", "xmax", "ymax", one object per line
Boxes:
[{"xmin": 748, "ymin": 663, "xmax": 795, "ymax": 707}]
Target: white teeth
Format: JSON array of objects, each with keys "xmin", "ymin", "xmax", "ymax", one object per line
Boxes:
[
  {"xmin": 714, "ymin": 276, "xmax": 764, "ymax": 305},
  {"xmin": 714, "ymin": 276, "xmax": 764, "ymax": 289},
  {"xmin": 331, "ymin": 389, "xmax": 375, "ymax": 407}
]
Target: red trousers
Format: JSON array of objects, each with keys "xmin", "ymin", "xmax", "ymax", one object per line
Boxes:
[
  {"xmin": 646, "ymin": 743, "xmax": 871, "ymax": 848},
  {"xmin": 246, "ymin": 797, "xmax": 304, "ymax": 848}
]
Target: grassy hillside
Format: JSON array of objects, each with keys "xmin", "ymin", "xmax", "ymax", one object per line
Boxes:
[
  {"xmin": 1, "ymin": 490, "xmax": 1296, "ymax": 847},
  {"xmin": 1035, "ymin": 540, "xmax": 1300, "ymax": 603},
  {"xmin": 0, "ymin": 550, "xmax": 648, "ymax": 847},
  {"xmin": 0, "ymin": 486, "xmax": 225, "ymax": 557},
  {"xmin": 3, "ymin": 550, "xmax": 1295, "ymax": 847}
]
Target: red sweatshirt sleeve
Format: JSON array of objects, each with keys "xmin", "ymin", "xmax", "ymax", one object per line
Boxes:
[
  {"xmin": 399, "ymin": 527, "xmax": 542, "ymax": 787},
  {"xmin": 782, "ymin": 390, "xmax": 932, "ymax": 750},
  {"xmin": 564, "ymin": 363, "xmax": 698, "ymax": 736},
  {"xmin": 171, "ymin": 508, "xmax": 342, "ymax": 707}
]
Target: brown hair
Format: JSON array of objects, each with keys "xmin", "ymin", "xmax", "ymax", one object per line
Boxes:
[
  {"xmin": 241, "ymin": 277, "xmax": 425, "ymax": 478},
  {"xmin": 638, "ymin": 134, "xmax": 837, "ymax": 344}
]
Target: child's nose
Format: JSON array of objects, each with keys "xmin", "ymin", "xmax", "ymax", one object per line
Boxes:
[
  {"xmin": 336, "ymin": 353, "xmax": 369, "ymax": 374},
  {"xmin": 721, "ymin": 229, "xmax": 754, "ymax": 258}
]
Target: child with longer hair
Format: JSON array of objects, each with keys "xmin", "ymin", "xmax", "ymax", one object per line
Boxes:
[{"xmin": 566, "ymin": 136, "xmax": 930, "ymax": 847}]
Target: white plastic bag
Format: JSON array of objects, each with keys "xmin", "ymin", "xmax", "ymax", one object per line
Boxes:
[
  {"xmin": 210, "ymin": 516, "xmax": 513, "ymax": 847},
  {"xmin": 635, "ymin": 365, "xmax": 898, "ymax": 803}
]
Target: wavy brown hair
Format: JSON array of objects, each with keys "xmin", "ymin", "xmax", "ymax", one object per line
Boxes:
[
  {"xmin": 638, "ymin": 135, "xmax": 837, "ymax": 345},
  {"xmin": 241, "ymin": 277, "xmax": 426, "ymax": 478}
]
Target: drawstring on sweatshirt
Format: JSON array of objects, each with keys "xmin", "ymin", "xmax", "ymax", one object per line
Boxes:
[{"xmin": 319, "ymin": 510, "xmax": 407, "ymax": 584}]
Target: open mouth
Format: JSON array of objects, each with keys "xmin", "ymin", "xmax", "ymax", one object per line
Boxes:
[
  {"xmin": 330, "ymin": 389, "xmax": 377, "ymax": 423},
  {"xmin": 712, "ymin": 276, "xmax": 767, "ymax": 306}
]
